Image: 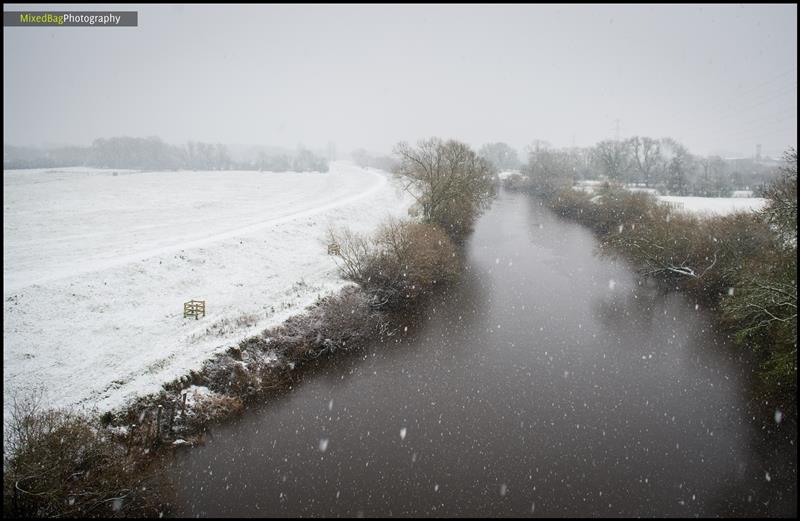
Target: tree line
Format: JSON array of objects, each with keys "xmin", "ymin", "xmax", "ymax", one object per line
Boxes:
[
  {"xmin": 3, "ymin": 138, "xmax": 329, "ymax": 172},
  {"xmin": 481, "ymin": 138, "xmax": 780, "ymax": 197}
]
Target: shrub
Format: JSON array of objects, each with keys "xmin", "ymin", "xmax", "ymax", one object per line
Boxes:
[
  {"xmin": 181, "ymin": 389, "xmax": 244, "ymax": 430},
  {"xmin": 330, "ymin": 219, "xmax": 460, "ymax": 310},
  {"xmin": 721, "ymin": 251, "xmax": 797, "ymax": 404},
  {"xmin": 3, "ymin": 394, "xmax": 166, "ymax": 518}
]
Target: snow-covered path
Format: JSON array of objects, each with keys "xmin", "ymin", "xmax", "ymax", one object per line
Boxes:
[{"xmin": 4, "ymin": 162, "xmax": 414, "ymax": 420}]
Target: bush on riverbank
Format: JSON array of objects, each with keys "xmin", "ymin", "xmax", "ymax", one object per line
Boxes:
[
  {"xmin": 721, "ymin": 149, "xmax": 797, "ymax": 401},
  {"xmin": 328, "ymin": 219, "xmax": 461, "ymax": 311},
  {"xmin": 3, "ymin": 394, "xmax": 168, "ymax": 518},
  {"xmin": 525, "ymin": 152, "xmax": 797, "ymax": 410}
]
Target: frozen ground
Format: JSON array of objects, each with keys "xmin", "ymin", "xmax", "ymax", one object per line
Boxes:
[{"xmin": 4, "ymin": 162, "xmax": 414, "ymax": 422}]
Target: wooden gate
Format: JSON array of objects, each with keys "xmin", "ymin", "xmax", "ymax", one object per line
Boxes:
[{"xmin": 183, "ymin": 300, "xmax": 206, "ymax": 319}]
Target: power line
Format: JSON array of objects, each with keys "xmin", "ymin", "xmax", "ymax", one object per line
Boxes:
[
  {"xmin": 709, "ymin": 83, "xmax": 798, "ymax": 123},
  {"xmin": 701, "ymin": 67, "xmax": 797, "ymax": 114}
]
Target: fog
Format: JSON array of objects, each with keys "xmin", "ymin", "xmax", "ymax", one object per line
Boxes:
[{"xmin": 3, "ymin": 3, "xmax": 797, "ymax": 157}]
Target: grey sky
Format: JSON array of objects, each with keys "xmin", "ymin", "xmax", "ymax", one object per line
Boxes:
[{"xmin": 3, "ymin": 3, "xmax": 797, "ymax": 157}]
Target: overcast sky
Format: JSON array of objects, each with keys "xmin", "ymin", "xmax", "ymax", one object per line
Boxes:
[{"xmin": 3, "ymin": 4, "xmax": 797, "ymax": 157}]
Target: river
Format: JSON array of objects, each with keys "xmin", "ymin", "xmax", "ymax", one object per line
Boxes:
[{"xmin": 169, "ymin": 189, "xmax": 796, "ymax": 517}]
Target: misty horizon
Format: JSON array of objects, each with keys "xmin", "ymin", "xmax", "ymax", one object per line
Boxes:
[{"xmin": 3, "ymin": 4, "xmax": 797, "ymax": 158}]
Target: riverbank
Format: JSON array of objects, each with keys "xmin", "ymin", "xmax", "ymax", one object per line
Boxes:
[
  {"xmin": 4, "ymin": 138, "xmax": 498, "ymax": 518},
  {"xmin": 3, "ymin": 162, "xmax": 414, "ymax": 424},
  {"xmin": 536, "ymin": 182, "xmax": 796, "ymax": 421},
  {"xmin": 167, "ymin": 189, "xmax": 796, "ymax": 517},
  {"xmin": 3, "ymin": 196, "xmax": 467, "ymax": 519}
]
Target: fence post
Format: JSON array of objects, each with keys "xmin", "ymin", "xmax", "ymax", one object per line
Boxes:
[
  {"xmin": 156, "ymin": 405, "xmax": 163, "ymax": 441},
  {"xmin": 168, "ymin": 404, "xmax": 175, "ymax": 435}
]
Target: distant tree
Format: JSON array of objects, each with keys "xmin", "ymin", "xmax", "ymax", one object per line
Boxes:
[
  {"xmin": 660, "ymin": 138, "xmax": 694, "ymax": 195},
  {"xmin": 351, "ymin": 148, "xmax": 371, "ymax": 168},
  {"xmin": 696, "ymin": 156, "xmax": 730, "ymax": 197},
  {"xmin": 479, "ymin": 142, "xmax": 520, "ymax": 171},
  {"xmin": 394, "ymin": 138, "xmax": 496, "ymax": 241},
  {"xmin": 630, "ymin": 136, "xmax": 663, "ymax": 187},
  {"xmin": 525, "ymin": 139, "xmax": 552, "ymax": 155},
  {"xmin": 258, "ymin": 153, "xmax": 291, "ymax": 172},
  {"xmin": 214, "ymin": 143, "xmax": 231, "ymax": 170},
  {"xmin": 523, "ymin": 147, "xmax": 575, "ymax": 197},
  {"xmin": 89, "ymin": 136, "xmax": 181, "ymax": 170},
  {"xmin": 292, "ymin": 147, "xmax": 329, "ymax": 172},
  {"xmin": 592, "ymin": 139, "xmax": 634, "ymax": 181}
]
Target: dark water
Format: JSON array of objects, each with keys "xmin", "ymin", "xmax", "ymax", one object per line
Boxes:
[{"xmin": 169, "ymin": 190, "xmax": 796, "ymax": 517}]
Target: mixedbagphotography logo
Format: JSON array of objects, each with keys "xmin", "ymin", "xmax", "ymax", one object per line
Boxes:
[{"xmin": 3, "ymin": 10, "xmax": 138, "ymax": 26}]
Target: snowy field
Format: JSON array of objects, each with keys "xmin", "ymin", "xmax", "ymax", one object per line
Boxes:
[
  {"xmin": 4, "ymin": 162, "xmax": 414, "ymax": 421},
  {"xmin": 573, "ymin": 180, "xmax": 767, "ymax": 216},
  {"xmin": 657, "ymin": 195, "xmax": 767, "ymax": 216},
  {"xmin": 497, "ymin": 170, "xmax": 521, "ymax": 180}
]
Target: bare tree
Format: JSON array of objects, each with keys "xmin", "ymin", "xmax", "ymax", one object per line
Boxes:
[
  {"xmin": 760, "ymin": 147, "xmax": 797, "ymax": 249},
  {"xmin": 524, "ymin": 147, "xmax": 576, "ymax": 197},
  {"xmin": 630, "ymin": 136, "xmax": 662, "ymax": 187},
  {"xmin": 696, "ymin": 155, "xmax": 730, "ymax": 196},
  {"xmin": 592, "ymin": 139, "xmax": 634, "ymax": 181},
  {"xmin": 479, "ymin": 142, "xmax": 520, "ymax": 171},
  {"xmin": 394, "ymin": 138, "xmax": 496, "ymax": 240},
  {"xmin": 659, "ymin": 138, "xmax": 694, "ymax": 195}
]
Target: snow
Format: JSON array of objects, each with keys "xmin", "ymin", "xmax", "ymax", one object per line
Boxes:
[
  {"xmin": 571, "ymin": 180, "xmax": 767, "ymax": 216},
  {"xmin": 627, "ymin": 186, "xmax": 659, "ymax": 195},
  {"xmin": 182, "ymin": 385, "xmax": 215, "ymax": 408},
  {"xmin": 4, "ymin": 161, "xmax": 414, "ymax": 423},
  {"xmin": 497, "ymin": 170, "xmax": 520, "ymax": 180},
  {"xmin": 657, "ymin": 196, "xmax": 767, "ymax": 216}
]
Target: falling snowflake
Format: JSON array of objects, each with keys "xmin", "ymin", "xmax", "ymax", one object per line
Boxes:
[
  {"xmin": 400, "ymin": 427, "xmax": 407, "ymax": 440},
  {"xmin": 319, "ymin": 438, "xmax": 329, "ymax": 452}
]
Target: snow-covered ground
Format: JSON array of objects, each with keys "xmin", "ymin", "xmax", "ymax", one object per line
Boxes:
[
  {"xmin": 4, "ymin": 162, "xmax": 414, "ymax": 422},
  {"xmin": 497, "ymin": 170, "xmax": 521, "ymax": 180},
  {"xmin": 657, "ymin": 195, "xmax": 767, "ymax": 216},
  {"xmin": 572, "ymin": 180, "xmax": 767, "ymax": 216}
]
